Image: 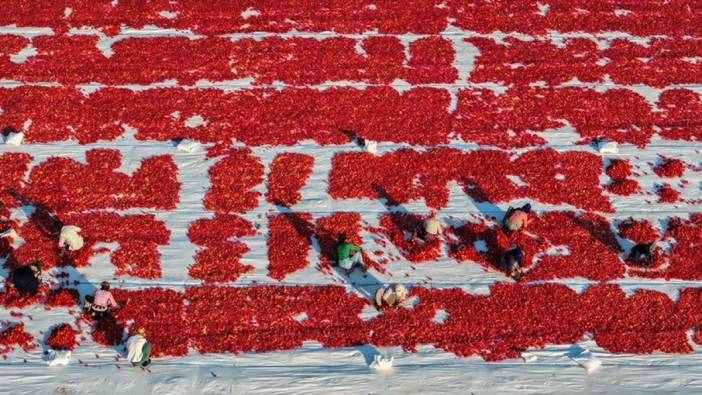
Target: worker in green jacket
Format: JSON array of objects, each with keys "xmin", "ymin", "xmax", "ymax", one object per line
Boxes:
[{"xmin": 336, "ymin": 234, "xmax": 366, "ymax": 274}]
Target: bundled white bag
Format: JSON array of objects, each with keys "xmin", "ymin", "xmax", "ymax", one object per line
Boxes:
[
  {"xmin": 176, "ymin": 139, "xmax": 201, "ymax": 153},
  {"xmin": 46, "ymin": 350, "xmax": 72, "ymax": 367},
  {"xmin": 4, "ymin": 132, "xmax": 24, "ymax": 146},
  {"xmin": 597, "ymin": 140, "xmax": 618, "ymax": 154},
  {"xmin": 365, "ymin": 140, "xmax": 378, "ymax": 155},
  {"xmin": 569, "ymin": 348, "xmax": 601, "ymax": 373},
  {"xmin": 521, "ymin": 352, "xmax": 538, "ymax": 363},
  {"xmin": 369, "ymin": 354, "xmax": 393, "ymax": 370}
]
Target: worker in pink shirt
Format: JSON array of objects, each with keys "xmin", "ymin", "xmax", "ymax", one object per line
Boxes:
[{"xmin": 84, "ymin": 281, "xmax": 119, "ymax": 320}]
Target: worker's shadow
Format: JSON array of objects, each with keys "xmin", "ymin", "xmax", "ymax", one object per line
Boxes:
[
  {"xmin": 374, "ymin": 182, "xmax": 421, "ymax": 249},
  {"xmin": 462, "ymin": 181, "xmax": 506, "ymax": 223},
  {"xmin": 372, "ymin": 183, "xmax": 409, "ymax": 215},
  {"xmin": 0, "ymin": 243, "xmax": 12, "ymax": 283},
  {"xmin": 355, "ymin": 344, "xmax": 381, "ymax": 366},
  {"xmin": 0, "ymin": 262, "xmax": 7, "ymax": 284},
  {"xmin": 337, "ymin": 265, "xmax": 384, "ymax": 302},
  {"xmin": 55, "ymin": 264, "xmax": 98, "ymax": 305},
  {"xmin": 373, "ymin": 182, "xmax": 414, "ymax": 229},
  {"xmin": 612, "ymin": 219, "xmax": 636, "ymax": 261},
  {"xmin": 8, "ymin": 189, "xmax": 63, "ymax": 236},
  {"xmin": 340, "ymin": 128, "xmax": 366, "ymax": 149},
  {"xmin": 572, "ymin": 214, "xmax": 623, "ymax": 255}
]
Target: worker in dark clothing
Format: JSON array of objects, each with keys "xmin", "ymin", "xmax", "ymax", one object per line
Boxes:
[
  {"xmin": 11, "ymin": 262, "xmax": 42, "ymax": 296},
  {"xmin": 629, "ymin": 242, "xmax": 656, "ymax": 266},
  {"xmin": 500, "ymin": 247, "xmax": 525, "ymax": 280}
]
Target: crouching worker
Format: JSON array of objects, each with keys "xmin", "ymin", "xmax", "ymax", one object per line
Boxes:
[
  {"xmin": 58, "ymin": 225, "xmax": 84, "ymax": 251},
  {"xmin": 503, "ymin": 203, "xmax": 532, "ymax": 232},
  {"xmin": 126, "ymin": 327, "xmax": 152, "ymax": 368},
  {"xmin": 374, "ymin": 284, "xmax": 408, "ymax": 309},
  {"xmin": 84, "ymin": 281, "xmax": 118, "ymax": 320},
  {"xmin": 628, "ymin": 242, "xmax": 656, "ymax": 266},
  {"xmin": 413, "ymin": 216, "xmax": 444, "ymax": 243},
  {"xmin": 500, "ymin": 246, "xmax": 525, "ymax": 280},
  {"xmin": 336, "ymin": 234, "xmax": 367, "ymax": 274},
  {"xmin": 11, "ymin": 261, "xmax": 42, "ymax": 296}
]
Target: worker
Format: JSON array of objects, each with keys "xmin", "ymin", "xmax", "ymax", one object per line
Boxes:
[
  {"xmin": 629, "ymin": 242, "xmax": 656, "ymax": 266},
  {"xmin": 11, "ymin": 261, "xmax": 42, "ymax": 296},
  {"xmin": 335, "ymin": 234, "xmax": 366, "ymax": 274},
  {"xmin": 374, "ymin": 284, "xmax": 408, "ymax": 309},
  {"xmin": 126, "ymin": 327, "xmax": 152, "ymax": 368},
  {"xmin": 84, "ymin": 281, "xmax": 118, "ymax": 320},
  {"xmin": 500, "ymin": 246, "xmax": 525, "ymax": 280},
  {"xmin": 413, "ymin": 215, "xmax": 444, "ymax": 243},
  {"xmin": 58, "ymin": 225, "xmax": 84, "ymax": 251},
  {"xmin": 503, "ymin": 203, "xmax": 532, "ymax": 232}
]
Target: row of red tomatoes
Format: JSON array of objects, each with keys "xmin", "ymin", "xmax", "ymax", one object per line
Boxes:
[
  {"xmin": 5, "ymin": 1, "xmax": 702, "ymax": 36},
  {"xmin": 5, "ymin": 85, "xmax": 702, "ymax": 148},
  {"xmin": 0, "ymin": 34, "xmax": 457, "ymax": 86},
  {"xmin": 470, "ymin": 36, "xmax": 702, "ymax": 88},
  {"xmin": 29, "ymin": 283, "xmax": 702, "ymax": 360}
]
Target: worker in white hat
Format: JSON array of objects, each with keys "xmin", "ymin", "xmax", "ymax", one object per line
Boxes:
[
  {"xmin": 374, "ymin": 284, "xmax": 408, "ymax": 309},
  {"xmin": 412, "ymin": 213, "xmax": 444, "ymax": 243},
  {"xmin": 58, "ymin": 225, "xmax": 84, "ymax": 251}
]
